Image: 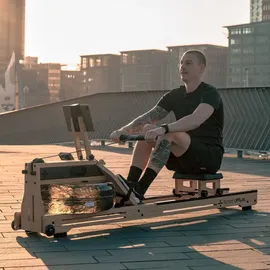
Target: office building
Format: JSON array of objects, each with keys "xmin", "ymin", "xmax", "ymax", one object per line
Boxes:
[
  {"xmin": 167, "ymin": 44, "xmax": 228, "ymax": 89},
  {"xmin": 23, "ymin": 58, "xmax": 62, "ymax": 102},
  {"xmin": 38, "ymin": 63, "xmax": 62, "ymax": 102},
  {"xmin": 80, "ymin": 54, "xmax": 121, "ymax": 94},
  {"xmin": 20, "ymin": 68, "xmax": 50, "ymax": 107},
  {"xmin": 225, "ymin": 20, "xmax": 270, "ymax": 87},
  {"xmin": 251, "ymin": 0, "xmax": 263, "ymax": 22},
  {"xmin": 0, "ymin": 0, "xmax": 25, "ymax": 86},
  {"xmin": 60, "ymin": 70, "xmax": 84, "ymax": 100},
  {"xmin": 24, "ymin": 56, "xmax": 39, "ymax": 69},
  {"xmin": 120, "ymin": 49, "xmax": 168, "ymax": 92},
  {"xmin": 262, "ymin": 0, "xmax": 270, "ymax": 21},
  {"xmin": 250, "ymin": 0, "xmax": 270, "ymax": 22}
]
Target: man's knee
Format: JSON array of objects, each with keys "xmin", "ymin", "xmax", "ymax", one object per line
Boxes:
[
  {"xmin": 158, "ymin": 132, "xmax": 191, "ymax": 146},
  {"xmin": 159, "ymin": 132, "xmax": 191, "ymax": 157}
]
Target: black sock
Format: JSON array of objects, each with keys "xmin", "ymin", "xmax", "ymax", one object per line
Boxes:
[
  {"xmin": 136, "ymin": 168, "xmax": 157, "ymax": 195},
  {"xmin": 126, "ymin": 166, "xmax": 143, "ymax": 183}
]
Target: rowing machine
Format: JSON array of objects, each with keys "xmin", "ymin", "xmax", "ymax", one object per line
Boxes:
[{"xmin": 11, "ymin": 104, "xmax": 258, "ymax": 238}]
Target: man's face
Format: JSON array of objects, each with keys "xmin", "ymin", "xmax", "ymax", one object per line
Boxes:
[{"xmin": 179, "ymin": 53, "xmax": 205, "ymax": 83}]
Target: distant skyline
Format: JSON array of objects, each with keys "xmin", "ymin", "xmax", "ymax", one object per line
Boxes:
[{"xmin": 25, "ymin": 0, "xmax": 250, "ymax": 68}]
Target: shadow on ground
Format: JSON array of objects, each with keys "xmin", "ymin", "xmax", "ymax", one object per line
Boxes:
[{"xmin": 16, "ymin": 209, "xmax": 270, "ymax": 270}]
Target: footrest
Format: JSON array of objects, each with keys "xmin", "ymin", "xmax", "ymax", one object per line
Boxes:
[{"xmin": 173, "ymin": 172, "xmax": 223, "ymax": 181}]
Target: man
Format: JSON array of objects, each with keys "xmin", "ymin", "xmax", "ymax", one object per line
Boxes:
[{"xmin": 110, "ymin": 50, "xmax": 224, "ymax": 200}]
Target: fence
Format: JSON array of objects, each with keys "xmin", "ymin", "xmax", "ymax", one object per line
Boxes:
[{"xmin": 0, "ymin": 87, "xmax": 269, "ymax": 152}]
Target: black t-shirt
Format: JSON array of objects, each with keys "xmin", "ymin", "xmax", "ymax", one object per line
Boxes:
[{"xmin": 157, "ymin": 82, "xmax": 224, "ymax": 146}]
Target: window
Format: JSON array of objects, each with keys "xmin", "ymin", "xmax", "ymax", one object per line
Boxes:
[
  {"xmin": 256, "ymin": 24, "xmax": 270, "ymax": 33},
  {"xmin": 243, "ymin": 55, "xmax": 254, "ymax": 64},
  {"xmin": 230, "ymin": 38, "xmax": 241, "ymax": 45},
  {"xmin": 231, "ymin": 67, "xmax": 241, "ymax": 73},
  {"xmin": 122, "ymin": 53, "xmax": 128, "ymax": 64},
  {"xmin": 255, "ymin": 67, "xmax": 263, "ymax": 75},
  {"xmin": 103, "ymin": 56, "xmax": 109, "ymax": 67},
  {"xmin": 231, "ymin": 28, "xmax": 241, "ymax": 35},
  {"xmin": 256, "ymin": 54, "xmax": 270, "ymax": 64},
  {"xmin": 231, "ymin": 48, "xmax": 241, "ymax": 53},
  {"xmin": 48, "ymin": 69, "xmax": 60, "ymax": 74},
  {"xmin": 255, "ymin": 45, "xmax": 268, "ymax": 53},
  {"xmin": 256, "ymin": 36, "xmax": 268, "ymax": 44},
  {"xmin": 96, "ymin": 58, "xmax": 101, "ymax": 67},
  {"xmin": 255, "ymin": 76, "xmax": 269, "ymax": 85},
  {"xmin": 263, "ymin": 4, "xmax": 270, "ymax": 10},
  {"xmin": 89, "ymin": 58, "xmax": 95, "ymax": 67},
  {"xmin": 242, "ymin": 27, "xmax": 253, "ymax": 34},
  {"xmin": 81, "ymin": 57, "xmax": 88, "ymax": 69},
  {"xmin": 242, "ymin": 47, "xmax": 254, "ymax": 54},
  {"xmin": 242, "ymin": 36, "xmax": 254, "ymax": 44},
  {"xmin": 228, "ymin": 76, "xmax": 241, "ymax": 85},
  {"xmin": 230, "ymin": 57, "xmax": 241, "ymax": 64},
  {"xmin": 263, "ymin": 14, "xmax": 270, "ymax": 20},
  {"xmin": 138, "ymin": 83, "xmax": 149, "ymax": 90},
  {"xmin": 132, "ymin": 55, "xmax": 136, "ymax": 64},
  {"xmin": 66, "ymin": 74, "xmax": 75, "ymax": 79}
]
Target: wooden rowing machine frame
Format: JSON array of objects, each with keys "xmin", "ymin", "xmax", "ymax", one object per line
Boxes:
[{"xmin": 11, "ymin": 103, "xmax": 258, "ymax": 238}]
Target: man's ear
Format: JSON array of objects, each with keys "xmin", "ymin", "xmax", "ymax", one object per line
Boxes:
[{"xmin": 200, "ymin": 64, "xmax": 206, "ymax": 73}]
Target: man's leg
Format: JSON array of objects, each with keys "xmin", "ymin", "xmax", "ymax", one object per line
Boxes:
[
  {"xmin": 126, "ymin": 124, "xmax": 156, "ymax": 183},
  {"xmin": 135, "ymin": 132, "xmax": 191, "ymax": 196}
]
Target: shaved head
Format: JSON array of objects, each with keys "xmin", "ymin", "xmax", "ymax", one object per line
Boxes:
[
  {"xmin": 184, "ymin": 50, "xmax": 206, "ymax": 66},
  {"xmin": 179, "ymin": 50, "xmax": 207, "ymax": 83}
]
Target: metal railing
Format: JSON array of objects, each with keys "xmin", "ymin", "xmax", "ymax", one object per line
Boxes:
[{"xmin": 0, "ymin": 87, "xmax": 269, "ymax": 152}]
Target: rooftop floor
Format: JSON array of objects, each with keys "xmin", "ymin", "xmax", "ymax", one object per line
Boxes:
[{"xmin": 0, "ymin": 144, "xmax": 269, "ymax": 270}]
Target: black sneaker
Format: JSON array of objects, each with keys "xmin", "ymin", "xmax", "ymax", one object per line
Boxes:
[{"xmin": 116, "ymin": 174, "xmax": 144, "ymax": 201}]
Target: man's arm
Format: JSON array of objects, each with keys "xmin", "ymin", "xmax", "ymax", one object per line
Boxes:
[
  {"xmin": 121, "ymin": 105, "xmax": 170, "ymax": 134},
  {"xmin": 166, "ymin": 103, "xmax": 214, "ymax": 132}
]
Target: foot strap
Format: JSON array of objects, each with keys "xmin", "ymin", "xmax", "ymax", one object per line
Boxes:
[
  {"xmin": 117, "ymin": 175, "xmax": 144, "ymax": 206},
  {"xmin": 119, "ymin": 181, "xmax": 140, "ymax": 206}
]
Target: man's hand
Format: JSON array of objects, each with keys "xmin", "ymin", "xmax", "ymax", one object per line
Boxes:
[
  {"xmin": 110, "ymin": 128, "xmax": 129, "ymax": 143},
  {"xmin": 144, "ymin": 127, "xmax": 166, "ymax": 142}
]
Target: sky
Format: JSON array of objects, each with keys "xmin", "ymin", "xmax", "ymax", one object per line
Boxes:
[{"xmin": 25, "ymin": 0, "xmax": 250, "ymax": 68}]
